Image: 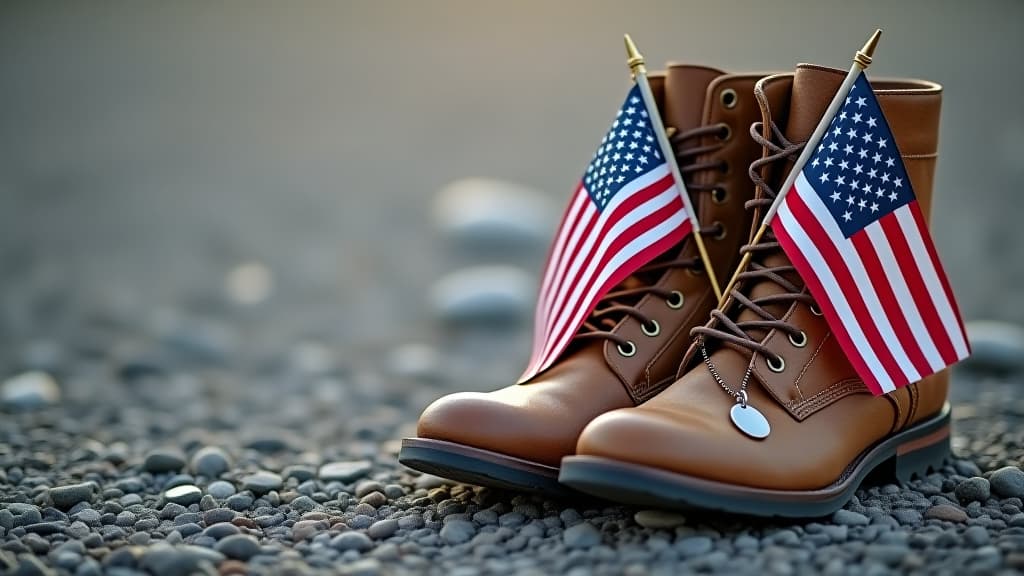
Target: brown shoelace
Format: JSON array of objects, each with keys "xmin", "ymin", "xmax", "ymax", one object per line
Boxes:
[
  {"xmin": 574, "ymin": 123, "xmax": 731, "ymax": 349},
  {"xmin": 691, "ymin": 120, "xmax": 812, "ymax": 360}
]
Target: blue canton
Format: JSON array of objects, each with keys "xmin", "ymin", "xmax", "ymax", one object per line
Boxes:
[
  {"xmin": 802, "ymin": 73, "xmax": 914, "ymax": 238},
  {"xmin": 582, "ymin": 84, "xmax": 662, "ymax": 211}
]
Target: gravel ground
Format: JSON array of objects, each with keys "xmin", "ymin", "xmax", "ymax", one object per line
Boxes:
[{"xmin": 3, "ymin": 184, "xmax": 1024, "ymax": 576}]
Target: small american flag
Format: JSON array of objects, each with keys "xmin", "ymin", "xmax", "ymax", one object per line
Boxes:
[
  {"xmin": 772, "ymin": 72, "xmax": 969, "ymax": 395},
  {"xmin": 521, "ymin": 85, "xmax": 693, "ymax": 382}
]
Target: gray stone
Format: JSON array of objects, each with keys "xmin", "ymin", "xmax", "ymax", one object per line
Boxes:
[
  {"xmin": 634, "ymin": 509, "xmax": 688, "ymax": 529},
  {"xmin": 367, "ymin": 519, "xmax": 399, "ymax": 540},
  {"xmin": 833, "ymin": 509, "xmax": 871, "ymax": 526},
  {"xmin": 143, "ymin": 448, "xmax": 187, "ymax": 473},
  {"xmin": 563, "ymin": 522, "xmax": 601, "ymax": 549},
  {"xmin": 964, "ymin": 525, "xmax": 990, "ymax": 546},
  {"xmin": 189, "ymin": 446, "xmax": 231, "ymax": 478},
  {"xmin": 282, "ymin": 465, "xmax": 317, "ymax": 482},
  {"xmin": 440, "ymin": 519, "xmax": 477, "ymax": 544},
  {"xmin": 990, "ymin": 466, "xmax": 1024, "ymax": 499},
  {"xmin": 139, "ymin": 543, "xmax": 225, "ymax": 576},
  {"xmin": 164, "ymin": 484, "xmax": 203, "ymax": 506},
  {"xmin": 206, "ymin": 480, "xmax": 236, "ymax": 499},
  {"xmin": 955, "ymin": 477, "xmax": 991, "ymax": 503},
  {"xmin": 677, "ymin": 536, "xmax": 714, "ymax": 557},
  {"xmin": 49, "ymin": 482, "xmax": 95, "ymax": 510},
  {"xmin": 892, "ymin": 509, "xmax": 923, "ymax": 525},
  {"xmin": 203, "ymin": 522, "xmax": 240, "ymax": 539},
  {"xmin": 1, "ymin": 370, "xmax": 60, "ymax": 409},
  {"xmin": 226, "ymin": 493, "xmax": 254, "ymax": 511},
  {"xmin": 290, "ymin": 495, "xmax": 318, "ymax": 512},
  {"xmin": 331, "ymin": 531, "xmax": 373, "ymax": 552},
  {"xmin": 925, "ymin": 505, "xmax": 969, "ymax": 522},
  {"xmin": 963, "ymin": 320, "xmax": 1024, "ymax": 372},
  {"xmin": 214, "ymin": 534, "xmax": 261, "ymax": 560},
  {"xmin": 242, "ymin": 471, "xmax": 283, "ymax": 494},
  {"xmin": 203, "ymin": 507, "xmax": 236, "ymax": 524},
  {"xmin": 319, "ymin": 461, "xmax": 373, "ymax": 483},
  {"xmin": 431, "ymin": 266, "xmax": 534, "ymax": 323}
]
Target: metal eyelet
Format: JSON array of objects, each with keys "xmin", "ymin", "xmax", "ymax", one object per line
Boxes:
[
  {"xmin": 713, "ymin": 221, "xmax": 727, "ymax": 240},
  {"xmin": 719, "ymin": 161, "xmax": 730, "ymax": 175},
  {"xmin": 766, "ymin": 354, "xmax": 786, "ymax": 373},
  {"xmin": 666, "ymin": 290, "xmax": 685, "ymax": 309},
  {"xmin": 717, "ymin": 123, "xmax": 732, "ymax": 141},
  {"xmin": 788, "ymin": 330, "xmax": 808, "ymax": 348},
  {"xmin": 712, "ymin": 187, "xmax": 728, "ymax": 204},
  {"xmin": 810, "ymin": 304, "xmax": 824, "ymax": 316},
  {"xmin": 720, "ymin": 88, "xmax": 738, "ymax": 109},
  {"xmin": 686, "ymin": 267, "xmax": 704, "ymax": 277},
  {"xmin": 642, "ymin": 319, "xmax": 660, "ymax": 337},
  {"xmin": 617, "ymin": 341, "xmax": 637, "ymax": 357}
]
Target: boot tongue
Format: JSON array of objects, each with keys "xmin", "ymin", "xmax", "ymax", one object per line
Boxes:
[
  {"xmin": 663, "ymin": 65, "xmax": 726, "ymax": 134},
  {"xmin": 730, "ymin": 65, "xmax": 847, "ymax": 345}
]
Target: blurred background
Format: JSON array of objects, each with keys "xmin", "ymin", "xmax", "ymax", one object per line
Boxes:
[{"xmin": 1, "ymin": 0, "xmax": 1022, "ymax": 381}]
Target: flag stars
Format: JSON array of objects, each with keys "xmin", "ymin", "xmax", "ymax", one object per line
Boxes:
[
  {"xmin": 625, "ymin": 106, "xmax": 636, "ymax": 115},
  {"xmin": 861, "ymin": 132, "xmax": 873, "ymax": 144},
  {"xmin": 889, "ymin": 190, "xmax": 899, "ymax": 201},
  {"xmin": 858, "ymin": 148, "xmax": 869, "ymax": 159},
  {"xmin": 847, "ymin": 195, "xmax": 856, "ymax": 206},
  {"xmin": 872, "ymin": 152, "xmax": 883, "ymax": 164},
  {"xmin": 835, "ymin": 175, "xmax": 846, "ymax": 186},
  {"xmin": 832, "ymin": 126, "xmax": 843, "ymax": 137},
  {"xmin": 855, "ymin": 96, "xmax": 867, "ymax": 108},
  {"xmin": 875, "ymin": 187, "xmax": 884, "ymax": 198},
  {"xmin": 831, "ymin": 190, "xmax": 842, "ymax": 202},
  {"xmin": 844, "ymin": 144, "xmax": 854, "ymax": 155},
  {"xmin": 853, "ymin": 164, "xmax": 864, "ymax": 175},
  {"xmin": 843, "ymin": 211, "xmax": 853, "ymax": 222},
  {"xmin": 853, "ymin": 113, "xmax": 863, "ymax": 124},
  {"xmin": 812, "ymin": 158, "xmax": 820, "ymax": 168},
  {"xmin": 880, "ymin": 173, "xmax": 890, "ymax": 183},
  {"xmin": 867, "ymin": 117, "xmax": 878, "ymax": 128},
  {"xmin": 819, "ymin": 172, "xmax": 830, "ymax": 183},
  {"xmin": 877, "ymin": 137, "xmax": 887, "ymax": 148},
  {"xmin": 846, "ymin": 128, "xmax": 858, "ymax": 139},
  {"xmin": 858, "ymin": 198, "xmax": 868, "ymax": 210},
  {"xmin": 894, "ymin": 177, "xmax": 903, "ymax": 188},
  {"xmin": 870, "ymin": 202, "xmax": 879, "ymax": 212},
  {"xmin": 828, "ymin": 141, "xmax": 839, "ymax": 153},
  {"xmin": 885, "ymin": 157, "xmax": 895, "ymax": 168},
  {"xmin": 868, "ymin": 168, "xmax": 878, "ymax": 179},
  {"xmin": 623, "ymin": 118, "xmax": 634, "ymax": 126},
  {"xmin": 824, "ymin": 157, "xmax": 834, "ymax": 167}
]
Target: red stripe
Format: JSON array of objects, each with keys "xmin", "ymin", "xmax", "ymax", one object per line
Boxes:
[
  {"xmin": 880, "ymin": 206, "xmax": 959, "ymax": 365},
  {"xmin": 539, "ymin": 173, "xmax": 675, "ymax": 337},
  {"xmin": 774, "ymin": 206, "xmax": 882, "ymax": 394},
  {"xmin": 534, "ymin": 186, "xmax": 684, "ymax": 372},
  {"xmin": 850, "ymin": 228, "xmax": 931, "ymax": 378},
  {"xmin": 536, "ymin": 217, "xmax": 691, "ymax": 374},
  {"xmin": 784, "ymin": 190, "xmax": 903, "ymax": 392},
  {"xmin": 537, "ymin": 191, "xmax": 598, "ymax": 333},
  {"xmin": 909, "ymin": 204, "xmax": 969, "ymax": 354}
]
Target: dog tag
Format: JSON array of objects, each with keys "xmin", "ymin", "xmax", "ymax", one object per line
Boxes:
[{"xmin": 730, "ymin": 402, "xmax": 770, "ymax": 439}]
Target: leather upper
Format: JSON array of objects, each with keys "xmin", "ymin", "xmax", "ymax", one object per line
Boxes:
[
  {"xmin": 416, "ymin": 66, "xmax": 773, "ymax": 466},
  {"xmin": 575, "ymin": 64, "xmax": 949, "ymax": 489}
]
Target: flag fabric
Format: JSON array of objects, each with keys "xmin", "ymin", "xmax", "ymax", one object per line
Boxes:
[
  {"xmin": 520, "ymin": 85, "xmax": 693, "ymax": 382},
  {"xmin": 772, "ymin": 72, "xmax": 969, "ymax": 396}
]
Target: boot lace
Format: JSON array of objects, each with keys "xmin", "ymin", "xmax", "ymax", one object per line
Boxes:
[
  {"xmin": 574, "ymin": 123, "xmax": 731, "ymax": 349},
  {"xmin": 691, "ymin": 120, "xmax": 811, "ymax": 360}
]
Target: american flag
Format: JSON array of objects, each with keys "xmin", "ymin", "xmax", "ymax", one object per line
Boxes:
[
  {"xmin": 520, "ymin": 85, "xmax": 693, "ymax": 382},
  {"xmin": 772, "ymin": 72, "xmax": 969, "ymax": 395}
]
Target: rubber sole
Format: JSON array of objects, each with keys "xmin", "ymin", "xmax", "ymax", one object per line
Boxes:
[
  {"xmin": 398, "ymin": 438, "xmax": 573, "ymax": 496},
  {"xmin": 559, "ymin": 404, "xmax": 951, "ymax": 518}
]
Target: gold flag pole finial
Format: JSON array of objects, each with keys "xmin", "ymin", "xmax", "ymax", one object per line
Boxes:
[
  {"xmin": 624, "ymin": 34, "xmax": 647, "ymax": 78},
  {"xmin": 854, "ymin": 29, "xmax": 882, "ymax": 69}
]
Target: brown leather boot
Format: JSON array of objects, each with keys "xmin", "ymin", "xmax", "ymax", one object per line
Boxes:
[
  {"xmin": 561, "ymin": 64, "xmax": 951, "ymax": 516},
  {"xmin": 400, "ymin": 65, "xmax": 773, "ymax": 494}
]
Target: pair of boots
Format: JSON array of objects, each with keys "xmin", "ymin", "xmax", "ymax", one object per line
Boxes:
[{"xmin": 401, "ymin": 62, "xmax": 949, "ymax": 517}]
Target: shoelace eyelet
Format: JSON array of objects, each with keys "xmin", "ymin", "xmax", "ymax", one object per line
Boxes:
[
  {"xmin": 666, "ymin": 290, "xmax": 685, "ymax": 309},
  {"xmin": 720, "ymin": 88, "xmax": 738, "ymax": 109},
  {"xmin": 717, "ymin": 123, "xmax": 732, "ymax": 141},
  {"xmin": 810, "ymin": 304, "xmax": 824, "ymax": 316},
  {"xmin": 641, "ymin": 319, "xmax": 660, "ymax": 337},
  {"xmin": 712, "ymin": 187, "xmax": 728, "ymax": 204},
  {"xmin": 788, "ymin": 330, "xmax": 808, "ymax": 348},
  {"xmin": 713, "ymin": 222, "xmax": 727, "ymax": 240},
  {"xmin": 617, "ymin": 341, "xmax": 637, "ymax": 357},
  {"xmin": 766, "ymin": 354, "xmax": 786, "ymax": 373}
]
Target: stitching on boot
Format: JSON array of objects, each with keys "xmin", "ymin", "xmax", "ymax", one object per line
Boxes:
[
  {"xmin": 793, "ymin": 331, "xmax": 831, "ymax": 403},
  {"xmin": 790, "ymin": 379, "xmax": 867, "ymax": 419}
]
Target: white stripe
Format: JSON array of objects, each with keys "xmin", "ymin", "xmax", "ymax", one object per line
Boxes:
[
  {"xmin": 533, "ymin": 194, "xmax": 594, "ymax": 357},
  {"xmin": 537, "ymin": 183, "xmax": 683, "ymax": 366},
  {"xmin": 797, "ymin": 174, "xmax": 920, "ymax": 383},
  {"xmin": 894, "ymin": 207, "xmax": 970, "ymax": 359},
  {"xmin": 776, "ymin": 195, "xmax": 896, "ymax": 393},
  {"xmin": 536, "ymin": 204, "xmax": 688, "ymax": 372},
  {"xmin": 863, "ymin": 222, "xmax": 946, "ymax": 370},
  {"xmin": 537, "ymin": 190, "xmax": 591, "ymax": 318}
]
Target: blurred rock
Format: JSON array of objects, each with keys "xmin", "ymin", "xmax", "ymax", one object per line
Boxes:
[
  {"xmin": 963, "ymin": 320, "xmax": 1024, "ymax": 373},
  {"xmin": 224, "ymin": 261, "xmax": 274, "ymax": 305},
  {"xmin": 1, "ymin": 371, "xmax": 60, "ymax": 409},
  {"xmin": 434, "ymin": 178, "xmax": 555, "ymax": 252},
  {"xmin": 387, "ymin": 344, "xmax": 441, "ymax": 380},
  {"xmin": 431, "ymin": 266, "xmax": 534, "ymax": 324}
]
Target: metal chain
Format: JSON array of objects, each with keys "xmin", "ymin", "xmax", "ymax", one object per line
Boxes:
[{"xmin": 699, "ymin": 337, "xmax": 753, "ymax": 408}]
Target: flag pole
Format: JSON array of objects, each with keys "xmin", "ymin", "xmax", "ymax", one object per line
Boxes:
[
  {"xmin": 714, "ymin": 29, "xmax": 882, "ymax": 307},
  {"xmin": 624, "ymin": 34, "xmax": 723, "ymax": 301}
]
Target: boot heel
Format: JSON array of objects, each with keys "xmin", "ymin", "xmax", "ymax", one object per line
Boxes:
[{"xmin": 891, "ymin": 425, "xmax": 951, "ymax": 483}]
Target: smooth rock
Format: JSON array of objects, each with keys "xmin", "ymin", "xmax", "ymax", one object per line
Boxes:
[
  {"xmin": 677, "ymin": 536, "xmax": 714, "ymax": 557},
  {"xmin": 368, "ymin": 519, "xmax": 399, "ymax": 540},
  {"xmin": 925, "ymin": 505, "xmax": 969, "ymax": 522},
  {"xmin": 963, "ymin": 320, "xmax": 1024, "ymax": 372},
  {"xmin": 207, "ymin": 480, "xmax": 236, "ymax": 499},
  {"xmin": 242, "ymin": 471, "xmax": 283, "ymax": 495},
  {"xmin": 431, "ymin": 266, "xmax": 534, "ymax": 324},
  {"xmin": 955, "ymin": 477, "xmax": 991, "ymax": 503},
  {"xmin": 49, "ymin": 483, "xmax": 95, "ymax": 510},
  {"xmin": 139, "ymin": 544, "xmax": 224, "ymax": 576},
  {"xmin": 189, "ymin": 447, "xmax": 232, "ymax": 478},
  {"xmin": 433, "ymin": 178, "xmax": 555, "ymax": 249},
  {"xmin": 319, "ymin": 461, "xmax": 372, "ymax": 483},
  {"xmin": 164, "ymin": 484, "xmax": 203, "ymax": 506},
  {"xmin": 331, "ymin": 531, "xmax": 373, "ymax": 552},
  {"xmin": 1, "ymin": 370, "xmax": 60, "ymax": 409},
  {"xmin": 144, "ymin": 448, "xmax": 187, "ymax": 473},
  {"xmin": 833, "ymin": 509, "xmax": 871, "ymax": 526},
  {"xmin": 634, "ymin": 510, "xmax": 688, "ymax": 529},
  {"xmin": 214, "ymin": 534, "xmax": 261, "ymax": 560},
  {"xmin": 563, "ymin": 522, "xmax": 601, "ymax": 549},
  {"xmin": 440, "ymin": 519, "xmax": 477, "ymax": 544},
  {"xmin": 990, "ymin": 466, "xmax": 1024, "ymax": 499}
]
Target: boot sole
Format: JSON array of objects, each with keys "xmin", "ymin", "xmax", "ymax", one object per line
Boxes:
[
  {"xmin": 398, "ymin": 438, "xmax": 572, "ymax": 496},
  {"xmin": 558, "ymin": 403, "xmax": 951, "ymax": 518}
]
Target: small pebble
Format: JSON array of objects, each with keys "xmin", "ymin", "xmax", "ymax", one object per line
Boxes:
[{"xmin": 164, "ymin": 484, "xmax": 203, "ymax": 506}]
